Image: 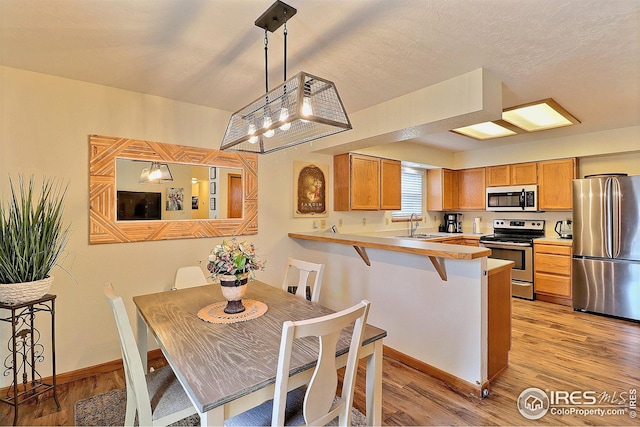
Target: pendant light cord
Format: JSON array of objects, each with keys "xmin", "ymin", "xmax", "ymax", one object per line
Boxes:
[
  {"xmin": 264, "ymin": 29, "xmax": 269, "ymax": 92},
  {"xmin": 283, "ymin": 9, "xmax": 288, "ymax": 82}
]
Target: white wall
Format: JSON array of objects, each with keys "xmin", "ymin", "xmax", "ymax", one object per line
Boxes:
[{"xmin": 1, "ymin": 64, "xmax": 639, "ymax": 384}]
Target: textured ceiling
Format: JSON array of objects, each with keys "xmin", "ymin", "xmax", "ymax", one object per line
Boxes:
[{"xmin": 1, "ymin": 0, "xmax": 639, "ymax": 152}]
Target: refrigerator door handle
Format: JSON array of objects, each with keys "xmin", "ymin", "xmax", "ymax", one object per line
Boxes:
[
  {"xmin": 611, "ymin": 177, "xmax": 621, "ymax": 258},
  {"xmin": 604, "ymin": 178, "xmax": 613, "ymax": 258}
]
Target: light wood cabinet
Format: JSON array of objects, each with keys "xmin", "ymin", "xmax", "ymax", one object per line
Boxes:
[
  {"xmin": 538, "ymin": 158, "xmax": 577, "ymax": 210},
  {"xmin": 487, "ymin": 162, "xmax": 537, "ymax": 186},
  {"xmin": 534, "ymin": 241, "xmax": 572, "ymax": 306},
  {"xmin": 334, "ymin": 153, "xmax": 401, "ymax": 211},
  {"xmin": 458, "ymin": 168, "xmax": 486, "ymax": 210},
  {"xmin": 510, "ymin": 162, "xmax": 537, "ymax": 185},
  {"xmin": 486, "ymin": 165, "xmax": 511, "ymax": 187},
  {"xmin": 380, "ymin": 158, "xmax": 402, "ymax": 210},
  {"xmin": 426, "ymin": 168, "xmax": 458, "ymax": 211},
  {"xmin": 487, "ymin": 262, "xmax": 512, "ymax": 381}
]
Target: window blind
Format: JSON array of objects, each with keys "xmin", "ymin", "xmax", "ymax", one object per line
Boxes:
[{"xmin": 392, "ymin": 168, "xmax": 424, "ymax": 219}]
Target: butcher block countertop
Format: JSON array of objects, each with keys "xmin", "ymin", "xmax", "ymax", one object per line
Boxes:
[{"xmin": 288, "ymin": 231, "xmax": 491, "ymax": 260}]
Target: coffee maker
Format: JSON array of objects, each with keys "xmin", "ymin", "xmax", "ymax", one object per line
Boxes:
[{"xmin": 443, "ymin": 213, "xmax": 463, "ymax": 233}]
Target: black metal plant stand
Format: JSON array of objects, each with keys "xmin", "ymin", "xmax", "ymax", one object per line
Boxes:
[{"xmin": 0, "ymin": 294, "xmax": 59, "ymax": 425}]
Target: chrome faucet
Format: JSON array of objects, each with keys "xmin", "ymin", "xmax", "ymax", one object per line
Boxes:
[{"xmin": 410, "ymin": 213, "xmax": 419, "ymax": 237}]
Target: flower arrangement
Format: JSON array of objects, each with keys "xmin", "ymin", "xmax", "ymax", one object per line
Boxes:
[{"xmin": 207, "ymin": 238, "xmax": 265, "ymax": 281}]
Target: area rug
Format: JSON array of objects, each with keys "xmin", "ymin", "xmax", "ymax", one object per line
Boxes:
[
  {"xmin": 74, "ymin": 388, "xmax": 200, "ymax": 426},
  {"xmin": 74, "ymin": 388, "xmax": 367, "ymax": 426}
]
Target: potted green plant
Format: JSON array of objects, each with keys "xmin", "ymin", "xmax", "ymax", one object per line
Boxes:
[{"xmin": 0, "ymin": 175, "xmax": 70, "ymax": 304}]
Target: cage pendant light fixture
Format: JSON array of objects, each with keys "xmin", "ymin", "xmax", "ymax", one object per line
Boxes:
[{"xmin": 220, "ymin": 0, "xmax": 352, "ymax": 154}]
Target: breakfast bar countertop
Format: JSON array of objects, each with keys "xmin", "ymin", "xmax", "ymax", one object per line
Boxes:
[{"xmin": 288, "ymin": 231, "xmax": 491, "ymax": 261}]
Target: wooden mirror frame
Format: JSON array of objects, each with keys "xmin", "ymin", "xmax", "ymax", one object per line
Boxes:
[{"xmin": 89, "ymin": 134, "xmax": 258, "ymax": 244}]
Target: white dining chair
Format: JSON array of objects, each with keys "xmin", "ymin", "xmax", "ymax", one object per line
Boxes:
[
  {"xmin": 172, "ymin": 265, "xmax": 208, "ymax": 290},
  {"xmin": 103, "ymin": 282, "xmax": 198, "ymax": 426},
  {"xmin": 281, "ymin": 257, "xmax": 324, "ymax": 303},
  {"xmin": 226, "ymin": 299, "xmax": 371, "ymax": 427}
]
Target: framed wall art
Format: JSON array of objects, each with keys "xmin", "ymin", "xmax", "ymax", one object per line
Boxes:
[
  {"xmin": 166, "ymin": 187, "xmax": 184, "ymax": 211},
  {"xmin": 293, "ymin": 161, "xmax": 329, "ymax": 217}
]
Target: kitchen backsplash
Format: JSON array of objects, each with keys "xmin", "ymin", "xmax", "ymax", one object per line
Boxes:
[{"xmin": 312, "ymin": 209, "xmax": 573, "ymax": 237}]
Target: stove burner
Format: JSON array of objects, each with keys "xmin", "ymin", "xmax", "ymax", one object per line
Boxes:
[
  {"xmin": 480, "ymin": 235, "xmax": 534, "ymax": 244},
  {"xmin": 480, "ymin": 218, "xmax": 546, "ymax": 244}
]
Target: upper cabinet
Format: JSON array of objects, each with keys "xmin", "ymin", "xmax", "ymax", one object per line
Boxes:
[
  {"xmin": 427, "ymin": 167, "xmax": 487, "ymax": 211},
  {"xmin": 334, "ymin": 153, "xmax": 401, "ymax": 211},
  {"xmin": 426, "ymin": 158, "xmax": 576, "ymax": 212},
  {"xmin": 538, "ymin": 158, "xmax": 577, "ymax": 210},
  {"xmin": 380, "ymin": 158, "xmax": 402, "ymax": 210},
  {"xmin": 486, "ymin": 162, "xmax": 537, "ymax": 187},
  {"xmin": 511, "ymin": 162, "xmax": 538, "ymax": 185},
  {"xmin": 458, "ymin": 167, "xmax": 486, "ymax": 210},
  {"xmin": 427, "ymin": 169, "xmax": 458, "ymax": 211},
  {"xmin": 486, "ymin": 165, "xmax": 511, "ymax": 187}
]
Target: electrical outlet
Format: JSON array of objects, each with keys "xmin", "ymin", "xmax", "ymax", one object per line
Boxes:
[
  {"xmin": 385, "ymin": 217, "xmax": 390, "ymax": 225},
  {"xmin": 433, "ymin": 215, "xmax": 437, "ymax": 222},
  {"xmin": 320, "ymin": 219, "xmax": 326, "ymax": 228},
  {"xmin": 338, "ymin": 219, "xmax": 343, "ymax": 227},
  {"xmin": 362, "ymin": 218, "xmax": 366, "ymax": 226},
  {"xmin": 313, "ymin": 220, "xmax": 319, "ymax": 229}
]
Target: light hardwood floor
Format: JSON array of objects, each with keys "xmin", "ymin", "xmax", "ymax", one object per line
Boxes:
[{"xmin": 1, "ymin": 299, "xmax": 638, "ymax": 426}]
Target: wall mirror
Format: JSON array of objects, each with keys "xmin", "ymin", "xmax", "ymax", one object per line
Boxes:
[{"xmin": 89, "ymin": 134, "xmax": 258, "ymax": 244}]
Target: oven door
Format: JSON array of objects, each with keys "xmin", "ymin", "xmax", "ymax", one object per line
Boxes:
[{"xmin": 480, "ymin": 241, "xmax": 534, "ymax": 299}]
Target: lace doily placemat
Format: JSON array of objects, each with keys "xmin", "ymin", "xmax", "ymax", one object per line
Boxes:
[{"xmin": 197, "ymin": 299, "xmax": 268, "ymax": 324}]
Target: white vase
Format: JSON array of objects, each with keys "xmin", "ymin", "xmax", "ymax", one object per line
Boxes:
[
  {"xmin": 0, "ymin": 276, "xmax": 54, "ymax": 305},
  {"xmin": 219, "ymin": 273, "xmax": 249, "ymax": 314}
]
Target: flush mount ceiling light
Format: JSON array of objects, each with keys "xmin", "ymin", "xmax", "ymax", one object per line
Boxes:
[
  {"xmin": 220, "ymin": 1, "xmax": 352, "ymax": 154},
  {"xmin": 451, "ymin": 120, "xmax": 523, "ymax": 140},
  {"xmin": 139, "ymin": 162, "xmax": 173, "ymax": 184},
  {"xmin": 502, "ymin": 98, "xmax": 580, "ymax": 132},
  {"xmin": 451, "ymin": 98, "xmax": 579, "ymax": 140}
]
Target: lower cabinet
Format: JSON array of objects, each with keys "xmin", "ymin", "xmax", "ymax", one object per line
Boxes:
[
  {"xmin": 488, "ymin": 262, "xmax": 512, "ymax": 381},
  {"xmin": 534, "ymin": 241, "xmax": 573, "ymax": 306}
]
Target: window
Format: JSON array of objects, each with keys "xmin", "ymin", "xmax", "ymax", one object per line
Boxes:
[{"xmin": 392, "ymin": 168, "xmax": 424, "ymax": 220}]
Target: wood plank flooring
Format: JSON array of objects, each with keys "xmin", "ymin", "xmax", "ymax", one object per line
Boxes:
[{"xmin": 1, "ymin": 299, "xmax": 638, "ymax": 426}]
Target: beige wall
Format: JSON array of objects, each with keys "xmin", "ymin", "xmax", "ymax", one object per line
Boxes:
[
  {"xmin": 1, "ymin": 64, "xmax": 639, "ymax": 384},
  {"xmin": 0, "ymin": 66, "xmax": 337, "ymax": 385}
]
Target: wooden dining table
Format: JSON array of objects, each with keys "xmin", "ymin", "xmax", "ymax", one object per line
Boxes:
[{"xmin": 133, "ymin": 280, "xmax": 386, "ymax": 426}]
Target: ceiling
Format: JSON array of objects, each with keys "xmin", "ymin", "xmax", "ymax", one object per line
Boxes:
[{"xmin": 1, "ymin": 0, "xmax": 639, "ymax": 152}]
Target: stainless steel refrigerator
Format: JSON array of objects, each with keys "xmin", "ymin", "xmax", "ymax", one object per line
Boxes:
[{"xmin": 573, "ymin": 174, "xmax": 640, "ymax": 322}]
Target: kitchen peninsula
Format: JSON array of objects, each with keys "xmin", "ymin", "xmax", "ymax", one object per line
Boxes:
[{"xmin": 289, "ymin": 231, "xmax": 513, "ymax": 397}]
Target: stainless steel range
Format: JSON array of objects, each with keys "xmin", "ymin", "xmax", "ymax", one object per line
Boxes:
[{"xmin": 479, "ymin": 219, "xmax": 545, "ymax": 300}]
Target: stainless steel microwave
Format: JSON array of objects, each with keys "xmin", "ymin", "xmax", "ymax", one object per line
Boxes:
[{"xmin": 486, "ymin": 185, "xmax": 538, "ymax": 211}]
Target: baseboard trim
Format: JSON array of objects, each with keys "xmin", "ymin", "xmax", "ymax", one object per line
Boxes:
[
  {"xmin": 0, "ymin": 349, "xmax": 164, "ymax": 396},
  {"xmin": 383, "ymin": 345, "xmax": 488, "ymax": 398},
  {"xmin": 4, "ymin": 346, "xmax": 493, "ymax": 399}
]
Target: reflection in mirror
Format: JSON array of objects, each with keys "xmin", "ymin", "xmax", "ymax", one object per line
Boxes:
[
  {"xmin": 89, "ymin": 134, "xmax": 258, "ymax": 244},
  {"xmin": 116, "ymin": 159, "xmax": 243, "ymax": 221}
]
